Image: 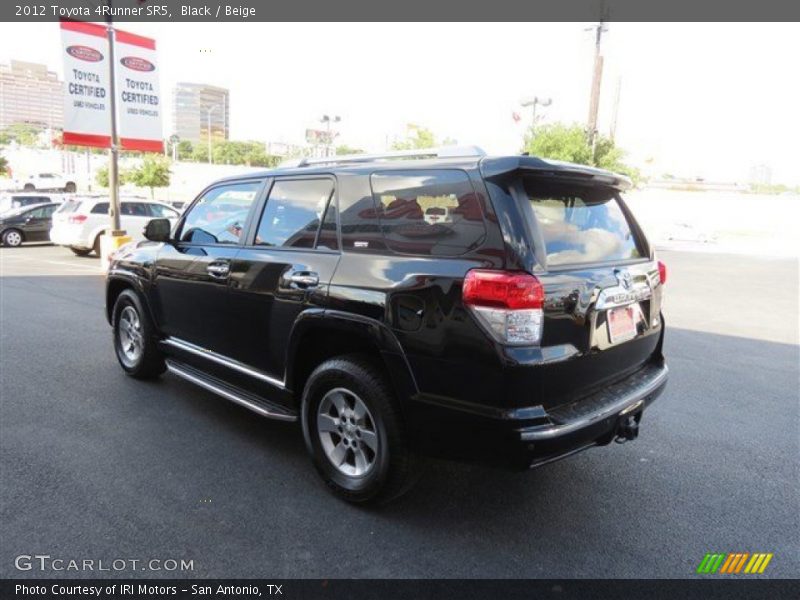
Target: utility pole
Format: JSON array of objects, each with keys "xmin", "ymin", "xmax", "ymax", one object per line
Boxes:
[
  {"xmin": 105, "ymin": 1, "xmax": 122, "ymax": 234},
  {"xmin": 586, "ymin": 18, "xmax": 608, "ymax": 160},
  {"xmin": 520, "ymin": 96, "xmax": 552, "ymax": 138}
]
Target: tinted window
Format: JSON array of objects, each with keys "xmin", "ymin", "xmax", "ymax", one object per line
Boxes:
[
  {"xmin": 180, "ymin": 182, "xmax": 260, "ymax": 244},
  {"xmin": 121, "ymin": 202, "xmax": 149, "ymax": 216},
  {"xmin": 255, "ymin": 179, "xmax": 333, "ymax": 248},
  {"xmin": 370, "ymin": 170, "xmax": 486, "ymax": 256},
  {"xmin": 148, "ymin": 203, "xmax": 179, "ymax": 219},
  {"xmin": 91, "ymin": 202, "xmax": 109, "ymax": 214},
  {"xmin": 316, "ymin": 195, "xmax": 338, "ymax": 250},
  {"xmin": 523, "ymin": 179, "xmax": 642, "ymax": 266}
]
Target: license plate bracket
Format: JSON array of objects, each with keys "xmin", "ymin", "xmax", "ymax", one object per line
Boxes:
[{"xmin": 607, "ymin": 305, "xmax": 637, "ymax": 344}]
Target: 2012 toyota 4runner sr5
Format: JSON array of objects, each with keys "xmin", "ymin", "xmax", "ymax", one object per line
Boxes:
[{"xmin": 106, "ymin": 147, "xmax": 668, "ymax": 503}]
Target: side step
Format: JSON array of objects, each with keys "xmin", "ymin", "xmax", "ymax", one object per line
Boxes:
[{"xmin": 166, "ymin": 360, "xmax": 297, "ymax": 422}]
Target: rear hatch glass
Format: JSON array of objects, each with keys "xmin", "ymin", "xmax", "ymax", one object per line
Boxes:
[
  {"xmin": 52, "ymin": 200, "xmax": 82, "ymax": 222},
  {"xmin": 522, "ymin": 178, "xmax": 643, "ymax": 267}
]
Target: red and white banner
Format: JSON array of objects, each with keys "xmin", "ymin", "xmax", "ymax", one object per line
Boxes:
[
  {"xmin": 60, "ymin": 20, "xmax": 112, "ymax": 148},
  {"xmin": 60, "ymin": 21, "xmax": 163, "ymax": 152},
  {"xmin": 114, "ymin": 29, "xmax": 163, "ymax": 152}
]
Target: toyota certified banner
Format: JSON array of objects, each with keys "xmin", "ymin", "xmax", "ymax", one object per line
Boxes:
[
  {"xmin": 60, "ymin": 20, "xmax": 111, "ymax": 148},
  {"xmin": 114, "ymin": 29, "xmax": 163, "ymax": 152},
  {"xmin": 60, "ymin": 20, "xmax": 163, "ymax": 151}
]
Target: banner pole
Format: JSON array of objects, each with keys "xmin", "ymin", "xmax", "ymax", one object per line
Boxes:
[{"xmin": 105, "ymin": 1, "xmax": 122, "ymax": 235}]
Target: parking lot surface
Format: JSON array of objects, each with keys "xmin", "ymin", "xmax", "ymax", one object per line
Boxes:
[{"xmin": 1, "ymin": 244, "xmax": 797, "ymax": 578}]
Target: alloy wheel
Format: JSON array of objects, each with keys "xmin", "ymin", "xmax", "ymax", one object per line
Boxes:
[{"xmin": 317, "ymin": 387, "xmax": 379, "ymax": 477}]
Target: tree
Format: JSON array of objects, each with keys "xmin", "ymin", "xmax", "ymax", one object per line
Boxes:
[
  {"xmin": 95, "ymin": 165, "xmax": 110, "ymax": 188},
  {"xmin": 0, "ymin": 153, "xmax": 8, "ymax": 176},
  {"xmin": 176, "ymin": 140, "xmax": 194, "ymax": 160},
  {"xmin": 335, "ymin": 144, "xmax": 364, "ymax": 156},
  {"xmin": 391, "ymin": 126, "xmax": 437, "ymax": 150},
  {"xmin": 127, "ymin": 155, "xmax": 171, "ymax": 199},
  {"xmin": 522, "ymin": 122, "xmax": 641, "ymax": 184},
  {"xmin": 0, "ymin": 123, "xmax": 41, "ymax": 147}
]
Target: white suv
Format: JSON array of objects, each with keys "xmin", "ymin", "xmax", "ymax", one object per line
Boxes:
[
  {"xmin": 50, "ymin": 196, "xmax": 179, "ymax": 256},
  {"xmin": 17, "ymin": 173, "xmax": 78, "ymax": 193}
]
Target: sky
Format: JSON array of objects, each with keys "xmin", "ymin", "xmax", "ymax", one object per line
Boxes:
[{"xmin": 1, "ymin": 22, "xmax": 799, "ymax": 184}]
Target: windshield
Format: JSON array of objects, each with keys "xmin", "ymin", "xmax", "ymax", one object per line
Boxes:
[{"xmin": 522, "ymin": 179, "xmax": 643, "ymax": 267}]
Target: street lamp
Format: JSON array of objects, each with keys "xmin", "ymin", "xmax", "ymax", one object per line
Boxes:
[
  {"xmin": 520, "ymin": 96, "xmax": 552, "ymax": 135},
  {"xmin": 320, "ymin": 114, "xmax": 341, "ymax": 157}
]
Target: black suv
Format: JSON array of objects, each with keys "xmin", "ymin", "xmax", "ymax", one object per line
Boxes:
[{"xmin": 106, "ymin": 147, "xmax": 668, "ymax": 503}]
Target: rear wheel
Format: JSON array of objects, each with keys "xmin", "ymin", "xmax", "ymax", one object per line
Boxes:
[
  {"xmin": 70, "ymin": 246, "xmax": 93, "ymax": 257},
  {"xmin": 64, "ymin": 182, "xmax": 76, "ymax": 193},
  {"xmin": 301, "ymin": 355, "xmax": 421, "ymax": 504},
  {"xmin": 2, "ymin": 229, "xmax": 23, "ymax": 247},
  {"xmin": 23, "ymin": 183, "xmax": 34, "ymax": 191},
  {"xmin": 112, "ymin": 289, "xmax": 165, "ymax": 379}
]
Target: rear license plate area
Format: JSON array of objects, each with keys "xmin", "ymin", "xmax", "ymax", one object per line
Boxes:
[{"xmin": 607, "ymin": 305, "xmax": 637, "ymax": 344}]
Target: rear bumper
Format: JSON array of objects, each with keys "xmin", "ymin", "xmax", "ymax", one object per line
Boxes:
[
  {"xmin": 407, "ymin": 359, "xmax": 668, "ymax": 469},
  {"xmin": 49, "ymin": 224, "xmax": 86, "ymax": 247}
]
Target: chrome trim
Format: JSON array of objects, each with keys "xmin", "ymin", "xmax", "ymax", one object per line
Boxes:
[
  {"xmin": 162, "ymin": 337, "xmax": 285, "ymax": 389},
  {"xmin": 166, "ymin": 362, "xmax": 296, "ymax": 422},
  {"xmin": 595, "ymin": 282, "xmax": 652, "ymax": 310},
  {"xmin": 520, "ymin": 364, "xmax": 668, "ymax": 441}
]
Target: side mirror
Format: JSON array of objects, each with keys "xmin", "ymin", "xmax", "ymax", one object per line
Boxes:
[{"xmin": 144, "ymin": 218, "xmax": 171, "ymax": 242}]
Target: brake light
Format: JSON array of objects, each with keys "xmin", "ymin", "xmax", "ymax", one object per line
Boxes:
[
  {"xmin": 658, "ymin": 260, "xmax": 667, "ymax": 285},
  {"xmin": 463, "ymin": 269, "xmax": 544, "ymax": 345},
  {"xmin": 68, "ymin": 215, "xmax": 87, "ymax": 224}
]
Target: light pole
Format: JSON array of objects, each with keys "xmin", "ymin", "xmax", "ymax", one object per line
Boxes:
[
  {"xmin": 520, "ymin": 96, "xmax": 552, "ymax": 136},
  {"xmin": 320, "ymin": 114, "xmax": 340, "ymax": 157},
  {"xmin": 205, "ymin": 105, "xmax": 220, "ymax": 164}
]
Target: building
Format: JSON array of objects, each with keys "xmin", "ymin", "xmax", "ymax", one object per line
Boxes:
[
  {"xmin": 749, "ymin": 163, "xmax": 773, "ymax": 187},
  {"xmin": 0, "ymin": 60, "xmax": 64, "ymax": 130},
  {"xmin": 172, "ymin": 83, "xmax": 229, "ymax": 144}
]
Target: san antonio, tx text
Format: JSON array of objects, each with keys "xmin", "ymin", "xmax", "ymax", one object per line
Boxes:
[{"xmin": 15, "ymin": 584, "xmax": 281, "ymax": 596}]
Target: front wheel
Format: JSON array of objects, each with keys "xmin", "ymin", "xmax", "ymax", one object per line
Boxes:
[
  {"xmin": 301, "ymin": 355, "xmax": 421, "ymax": 504},
  {"xmin": 2, "ymin": 229, "xmax": 23, "ymax": 247},
  {"xmin": 112, "ymin": 289, "xmax": 165, "ymax": 379},
  {"xmin": 70, "ymin": 246, "xmax": 93, "ymax": 257}
]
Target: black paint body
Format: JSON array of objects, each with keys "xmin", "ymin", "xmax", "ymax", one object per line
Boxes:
[{"xmin": 106, "ymin": 156, "xmax": 667, "ymax": 469}]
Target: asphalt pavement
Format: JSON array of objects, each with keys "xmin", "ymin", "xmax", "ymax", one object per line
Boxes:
[{"xmin": 1, "ymin": 244, "xmax": 797, "ymax": 578}]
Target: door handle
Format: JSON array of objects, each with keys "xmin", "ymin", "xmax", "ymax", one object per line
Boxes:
[
  {"xmin": 287, "ymin": 271, "xmax": 319, "ymax": 289},
  {"xmin": 206, "ymin": 262, "xmax": 230, "ymax": 279}
]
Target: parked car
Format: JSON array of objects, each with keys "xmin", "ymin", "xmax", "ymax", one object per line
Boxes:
[
  {"xmin": 0, "ymin": 193, "xmax": 66, "ymax": 215},
  {"xmin": 50, "ymin": 196, "xmax": 180, "ymax": 256},
  {"xmin": 0, "ymin": 202, "xmax": 60, "ymax": 247},
  {"xmin": 18, "ymin": 172, "xmax": 77, "ymax": 193},
  {"xmin": 105, "ymin": 147, "xmax": 668, "ymax": 504}
]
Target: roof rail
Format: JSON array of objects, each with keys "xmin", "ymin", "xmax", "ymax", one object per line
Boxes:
[{"xmin": 283, "ymin": 145, "xmax": 486, "ymax": 168}]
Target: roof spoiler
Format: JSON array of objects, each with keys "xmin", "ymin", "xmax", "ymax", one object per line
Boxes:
[{"xmin": 480, "ymin": 156, "xmax": 632, "ymax": 191}]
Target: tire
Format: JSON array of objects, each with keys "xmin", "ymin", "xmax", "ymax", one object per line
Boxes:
[
  {"xmin": 2, "ymin": 229, "xmax": 24, "ymax": 247},
  {"xmin": 70, "ymin": 246, "xmax": 93, "ymax": 257},
  {"xmin": 64, "ymin": 182, "xmax": 76, "ymax": 193},
  {"xmin": 92, "ymin": 234, "xmax": 102, "ymax": 257},
  {"xmin": 23, "ymin": 184, "xmax": 34, "ymax": 191},
  {"xmin": 301, "ymin": 354, "xmax": 421, "ymax": 504},
  {"xmin": 112, "ymin": 289, "xmax": 166, "ymax": 379}
]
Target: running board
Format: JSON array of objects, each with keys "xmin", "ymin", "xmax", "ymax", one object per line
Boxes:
[{"xmin": 166, "ymin": 360, "xmax": 297, "ymax": 422}]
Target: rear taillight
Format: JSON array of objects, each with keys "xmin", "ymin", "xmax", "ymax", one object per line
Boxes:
[
  {"xmin": 68, "ymin": 215, "xmax": 87, "ymax": 224},
  {"xmin": 658, "ymin": 260, "xmax": 667, "ymax": 285},
  {"xmin": 462, "ymin": 269, "xmax": 544, "ymax": 345}
]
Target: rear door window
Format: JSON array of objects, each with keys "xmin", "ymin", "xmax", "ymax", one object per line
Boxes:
[
  {"xmin": 91, "ymin": 202, "xmax": 109, "ymax": 214},
  {"xmin": 121, "ymin": 202, "xmax": 149, "ymax": 217},
  {"xmin": 370, "ymin": 170, "xmax": 486, "ymax": 256},
  {"xmin": 254, "ymin": 178, "xmax": 334, "ymax": 248},
  {"xmin": 523, "ymin": 179, "xmax": 642, "ymax": 267}
]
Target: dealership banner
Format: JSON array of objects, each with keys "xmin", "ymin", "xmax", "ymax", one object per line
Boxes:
[
  {"xmin": 60, "ymin": 20, "xmax": 112, "ymax": 148},
  {"xmin": 60, "ymin": 20, "xmax": 163, "ymax": 152},
  {"xmin": 114, "ymin": 29, "xmax": 163, "ymax": 152}
]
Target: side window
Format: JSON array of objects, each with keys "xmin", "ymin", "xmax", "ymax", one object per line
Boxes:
[
  {"xmin": 41, "ymin": 205, "xmax": 57, "ymax": 217},
  {"xmin": 121, "ymin": 202, "xmax": 148, "ymax": 216},
  {"xmin": 28, "ymin": 207, "xmax": 47, "ymax": 218},
  {"xmin": 148, "ymin": 203, "xmax": 179, "ymax": 219},
  {"xmin": 370, "ymin": 170, "xmax": 486, "ymax": 256},
  {"xmin": 255, "ymin": 178, "xmax": 334, "ymax": 248},
  {"xmin": 91, "ymin": 202, "xmax": 109, "ymax": 214},
  {"xmin": 179, "ymin": 181, "xmax": 260, "ymax": 244},
  {"xmin": 316, "ymin": 195, "xmax": 338, "ymax": 250}
]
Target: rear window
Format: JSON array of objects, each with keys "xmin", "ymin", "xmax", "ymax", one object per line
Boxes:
[
  {"xmin": 370, "ymin": 170, "xmax": 486, "ymax": 256},
  {"xmin": 91, "ymin": 202, "xmax": 109, "ymax": 214},
  {"xmin": 523, "ymin": 179, "xmax": 642, "ymax": 267},
  {"xmin": 57, "ymin": 200, "xmax": 82, "ymax": 213}
]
